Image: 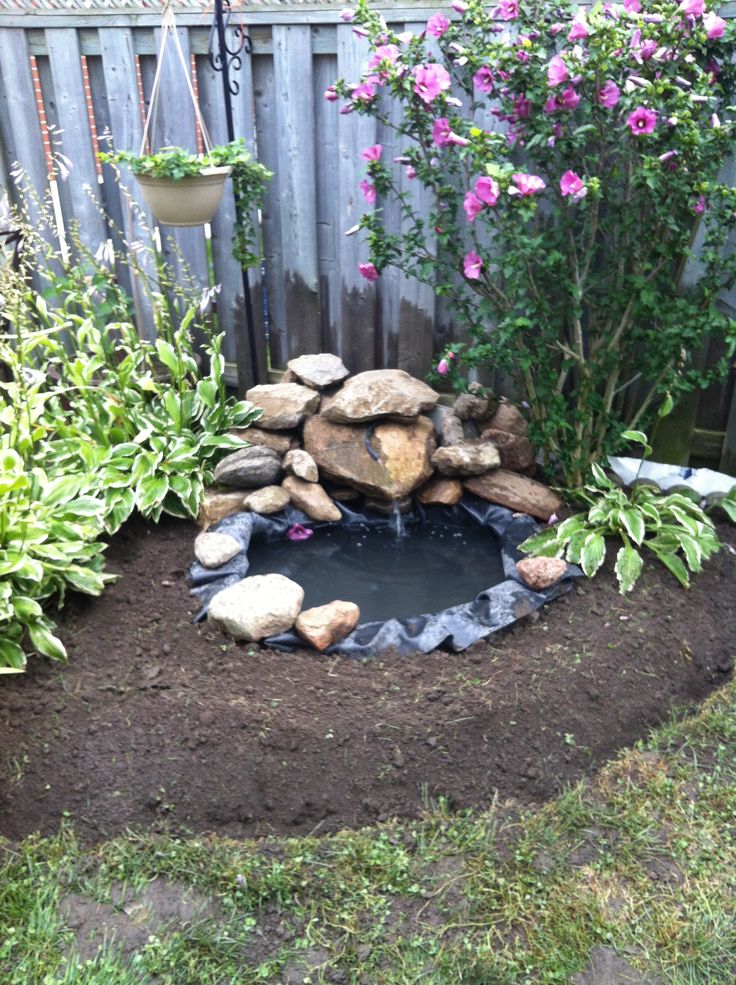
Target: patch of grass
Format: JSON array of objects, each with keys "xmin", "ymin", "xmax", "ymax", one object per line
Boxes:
[{"xmin": 2, "ymin": 682, "xmax": 736, "ymax": 984}]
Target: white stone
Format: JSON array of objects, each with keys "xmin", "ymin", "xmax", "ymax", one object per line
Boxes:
[
  {"xmin": 208, "ymin": 574, "xmax": 304, "ymax": 641},
  {"xmin": 194, "ymin": 531, "xmax": 241, "ymax": 568},
  {"xmin": 241, "ymin": 486, "xmax": 291, "ymax": 515},
  {"xmin": 287, "ymin": 353, "xmax": 350, "ymax": 389},
  {"xmin": 283, "ymin": 448, "xmax": 319, "ymax": 483}
]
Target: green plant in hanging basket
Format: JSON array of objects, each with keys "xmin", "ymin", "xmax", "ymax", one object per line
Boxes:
[{"xmin": 101, "ymin": 140, "xmax": 271, "ymax": 257}]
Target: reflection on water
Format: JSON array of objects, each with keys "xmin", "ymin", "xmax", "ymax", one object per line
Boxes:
[{"xmin": 246, "ymin": 522, "xmax": 506, "ymax": 623}]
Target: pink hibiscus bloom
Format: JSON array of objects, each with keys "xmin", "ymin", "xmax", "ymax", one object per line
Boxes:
[
  {"xmin": 623, "ymin": 0, "xmax": 641, "ymax": 11},
  {"xmin": 463, "ymin": 251, "xmax": 483, "ymax": 279},
  {"xmin": 352, "ymin": 81, "xmax": 377, "ymax": 103},
  {"xmin": 626, "ymin": 106, "xmax": 657, "ymax": 135},
  {"xmin": 436, "ymin": 358, "xmax": 450, "ymax": 375},
  {"xmin": 598, "ymin": 80, "xmax": 620, "ymax": 107},
  {"xmin": 359, "ymin": 180, "xmax": 376, "ymax": 204},
  {"xmin": 475, "ymin": 176, "xmax": 500, "ymax": 206},
  {"xmin": 693, "ymin": 195, "xmax": 706, "ymax": 214},
  {"xmin": 497, "ymin": 0, "xmax": 519, "ymax": 19},
  {"xmin": 678, "ymin": 0, "xmax": 704, "ymax": 14},
  {"xmin": 509, "ymin": 173, "xmax": 546, "ymax": 196},
  {"xmin": 427, "ymin": 12, "xmax": 450, "ymax": 37},
  {"xmin": 463, "ymin": 191, "xmax": 484, "ymax": 222},
  {"xmin": 367, "ymin": 44, "xmax": 399, "ymax": 71},
  {"xmin": 432, "ymin": 118, "xmax": 469, "ymax": 147},
  {"xmin": 548, "ymin": 54, "xmax": 570, "ymax": 87},
  {"xmin": 361, "ymin": 144, "xmax": 383, "ymax": 162},
  {"xmin": 359, "ymin": 262, "xmax": 379, "ymax": 281},
  {"xmin": 567, "ymin": 11, "xmax": 589, "ymax": 41},
  {"xmin": 413, "ymin": 63, "xmax": 452, "ymax": 103},
  {"xmin": 704, "ymin": 11, "xmax": 726, "ymax": 37},
  {"xmin": 473, "ymin": 66, "xmax": 495, "ymax": 93},
  {"xmin": 287, "ymin": 524, "xmax": 313, "ymax": 541},
  {"xmin": 560, "ymin": 170, "xmax": 587, "ymax": 200}
]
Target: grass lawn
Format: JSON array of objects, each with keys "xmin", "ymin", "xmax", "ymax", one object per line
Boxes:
[{"xmin": 1, "ymin": 679, "xmax": 735, "ymax": 985}]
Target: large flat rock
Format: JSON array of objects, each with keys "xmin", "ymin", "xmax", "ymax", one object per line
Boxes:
[
  {"xmin": 245, "ymin": 383, "xmax": 320, "ymax": 430},
  {"xmin": 213, "ymin": 445, "xmax": 283, "ymax": 489},
  {"xmin": 321, "ymin": 369, "xmax": 439, "ymax": 424},
  {"xmin": 463, "ymin": 469, "xmax": 563, "ymax": 521},
  {"xmin": 208, "ymin": 574, "xmax": 304, "ymax": 641},
  {"xmin": 287, "ymin": 353, "xmax": 350, "ymax": 389},
  {"xmin": 303, "ymin": 414, "xmax": 436, "ymax": 500}
]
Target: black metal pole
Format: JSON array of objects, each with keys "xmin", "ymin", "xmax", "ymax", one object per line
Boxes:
[{"xmin": 210, "ymin": 0, "xmax": 261, "ymax": 389}]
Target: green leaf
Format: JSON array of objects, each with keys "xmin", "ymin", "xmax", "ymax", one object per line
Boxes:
[
  {"xmin": 678, "ymin": 532, "xmax": 703, "ymax": 572},
  {"xmin": 580, "ymin": 531, "xmax": 606, "ymax": 578},
  {"xmin": 621, "ymin": 430, "xmax": 652, "ymax": 456},
  {"xmin": 518, "ymin": 526, "xmax": 560, "ymax": 556},
  {"xmin": 0, "ymin": 637, "xmax": 26, "ymax": 671},
  {"xmin": 63, "ymin": 565, "xmax": 108, "ymax": 596},
  {"xmin": 28, "ymin": 622, "xmax": 67, "ymax": 661},
  {"xmin": 648, "ymin": 546, "xmax": 690, "ymax": 588},
  {"xmin": 42, "ymin": 473, "xmax": 86, "ymax": 506},
  {"xmin": 196, "ymin": 378, "xmax": 218, "ymax": 409},
  {"xmin": 589, "ymin": 463, "xmax": 611, "ymax": 488},
  {"xmin": 105, "ymin": 488, "xmax": 136, "ymax": 534},
  {"xmin": 614, "ymin": 544, "xmax": 644, "ymax": 594},
  {"xmin": 619, "ymin": 507, "xmax": 645, "ymax": 545},
  {"xmin": 136, "ymin": 474, "xmax": 170, "ymax": 515},
  {"xmin": 155, "ymin": 339, "xmax": 182, "ymax": 378},
  {"xmin": 12, "ymin": 596, "xmax": 43, "ymax": 620},
  {"xmin": 658, "ymin": 393, "xmax": 674, "ymax": 419}
]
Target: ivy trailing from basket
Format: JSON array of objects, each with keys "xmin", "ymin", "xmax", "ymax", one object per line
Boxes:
[
  {"xmin": 520, "ymin": 430, "xmax": 721, "ymax": 594},
  {"xmin": 101, "ymin": 139, "xmax": 272, "ymax": 269}
]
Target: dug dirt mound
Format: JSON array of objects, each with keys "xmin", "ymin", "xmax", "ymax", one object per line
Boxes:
[{"xmin": 0, "ymin": 516, "xmax": 733, "ymax": 844}]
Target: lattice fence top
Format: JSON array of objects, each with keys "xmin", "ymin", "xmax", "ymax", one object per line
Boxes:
[{"xmin": 0, "ymin": 0, "xmax": 344, "ymax": 9}]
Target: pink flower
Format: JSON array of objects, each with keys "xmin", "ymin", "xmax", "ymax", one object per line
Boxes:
[
  {"xmin": 352, "ymin": 81, "xmax": 377, "ymax": 103},
  {"xmin": 626, "ymin": 106, "xmax": 657, "ymax": 135},
  {"xmin": 432, "ymin": 118, "xmax": 468, "ymax": 147},
  {"xmin": 367, "ymin": 44, "xmax": 399, "ymax": 70},
  {"xmin": 678, "ymin": 0, "xmax": 704, "ymax": 14},
  {"xmin": 339, "ymin": 7, "xmax": 355, "ymax": 21},
  {"xmin": 473, "ymin": 66, "xmax": 495, "ymax": 93},
  {"xmin": 463, "ymin": 191, "xmax": 484, "ymax": 222},
  {"xmin": 516, "ymin": 50, "xmax": 530, "ymax": 63},
  {"xmin": 427, "ymin": 12, "xmax": 451, "ymax": 36},
  {"xmin": 475, "ymin": 176, "xmax": 500, "ymax": 206},
  {"xmin": 560, "ymin": 170, "xmax": 587, "ymax": 200},
  {"xmin": 405, "ymin": 165, "xmax": 417, "ymax": 180},
  {"xmin": 509, "ymin": 173, "xmax": 546, "ymax": 196},
  {"xmin": 550, "ymin": 21, "xmax": 566, "ymax": 34},
  {"xmin": 287, "ymin": 524, "xmax": 313, "ymax": 541},
  {"xmin": 598, "ymin": 80, "xmax": 620, "ymax": 107},
  {"xmin": 513, "ymin": 94, "xmax": 532, "ymax": 118},
  {"xmin": 359, "ymin": 262, "xmax": 379, "ymax": 281},
  {"xmin": 704, "ymin": 11, "xmax": 726, "ymax": 37},
  {"xmin": 413, "ymin": 63, "xmax": 452, "ymax": 103},
  {"xmin": 361, "ymin": 144, "xmax": 383, "ymax": 161},
  {"xmin": 451, "ymin": 0, "xmax": 468, "ymax": 11},
  {"xmin": 359, "ymin": 180, "xmax": 376, "ymax": 204},
  {"xmin": 497, "ymin": 0, "xmax": 519, "ymax": 19},
  {"xmin": 437, "ymin": 358, "xmax": 450, "ymax": 375},
  {"xmin": 693, "ymin": 195, "xmax": 706, "ymax": 214},
  {"xmin": 623, "ymin": 0, "xmax": 641, "ymax": 11},
  {"xmin": 544, "ymin": 87, "xmax": 580, "ymax": 113},
  {"xmin": 548, "ymin": 55, "xmax": 570, "ymax": 87},
  {"xmin": 324, "ymin": 86, "xmax": 339, "ymax": 102},
  {"xmin": 463, "ymin": 251, "xmax": 483, "ymax": 279},
  {"xmin": 567, "ymin": 11, "xmax": 589, "ymax": 41}
]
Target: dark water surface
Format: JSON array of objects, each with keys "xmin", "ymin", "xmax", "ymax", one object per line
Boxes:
[{"xmin": 245, "ymin": 521, "xmax": 506, "ymax": 623}]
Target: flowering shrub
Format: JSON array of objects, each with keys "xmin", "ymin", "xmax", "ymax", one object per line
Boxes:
[{"xmin": 333, "ymin": 0, "xmax": 736, "ymax": 485}]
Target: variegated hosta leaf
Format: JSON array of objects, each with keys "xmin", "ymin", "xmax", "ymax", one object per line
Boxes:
[
  {"xmin": 614, "ymin": 544, "xmax": 644, "ymax": 594},
  {"xmin": 580, "ymin": 531, "xmax": 607, "ymax": 578}
]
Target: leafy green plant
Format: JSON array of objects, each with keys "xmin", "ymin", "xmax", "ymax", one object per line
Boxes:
[
  {"xmin": 334, "ymin": 0, "xmax": 736, "ymax": 486},
  {"xmin": 520, "ymin": 430, "xmax": 721, "ymax": 594},
  {"xmin": 716, "ymin": 486, "xmax": 736, "ymax": 523},
  {"xmin": 101, "ymin": 139, "xmax": 272, "ymax": 269}
]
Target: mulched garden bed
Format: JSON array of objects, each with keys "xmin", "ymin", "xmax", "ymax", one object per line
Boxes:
[{"xmin": 0, "ymin": 515, "xmax": 734, "ymax": 844}]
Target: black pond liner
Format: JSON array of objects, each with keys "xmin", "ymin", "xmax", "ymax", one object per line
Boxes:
[{"xmin": 189, "ymin": 494, "xmax": 582, "ymax": 657}]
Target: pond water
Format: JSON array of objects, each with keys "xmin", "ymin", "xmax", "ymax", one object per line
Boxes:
[{"xmin": 245, "ymin": 521, "xmax": 506, "ymax": 623}]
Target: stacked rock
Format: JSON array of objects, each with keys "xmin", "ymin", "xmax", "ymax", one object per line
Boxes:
[{"xmin": 199, "ymin": 355, "xmax": 562, "ymax": 529}]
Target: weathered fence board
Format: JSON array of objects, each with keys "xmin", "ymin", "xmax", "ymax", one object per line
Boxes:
[{"xmin": 313, "ymin": 52, "xmax": 340, "ymax": 355}]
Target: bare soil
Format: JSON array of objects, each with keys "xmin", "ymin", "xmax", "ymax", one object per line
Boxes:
[{"xmin": 0, "ymin": 515, "xmax": 734, "ymax": 844}]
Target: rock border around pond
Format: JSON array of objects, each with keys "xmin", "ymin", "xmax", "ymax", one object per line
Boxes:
[{"xmin": 188, "ymin": 496, "xmax": 582, "ymax": 657}]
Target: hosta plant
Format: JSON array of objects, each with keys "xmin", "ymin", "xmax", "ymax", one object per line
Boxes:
[{"xmin": 520, "ymin": 431, "xmax": 721, "ymax": 593}]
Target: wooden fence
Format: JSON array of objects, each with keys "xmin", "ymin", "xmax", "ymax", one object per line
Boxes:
[{"xmin": 0, "ymin": 1, "xmax": 734, "ymax": 472}]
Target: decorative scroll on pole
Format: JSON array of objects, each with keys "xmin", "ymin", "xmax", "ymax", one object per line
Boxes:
[{"xmin": 208, "ymin": 0, "xmax": 261, "ymax": 389}]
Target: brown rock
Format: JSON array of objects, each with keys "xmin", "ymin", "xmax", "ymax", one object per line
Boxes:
[
  {"xmin": 325, "ymin": 485, "xmax": 361, "ymax": 502},
  {"xmin": 287, "ymin": 353, "xmax": 350, "ymax": 389},
  {"xmin": 452, "ymin": 391, "xmax": 497, "ymax": 422},
  {"xmin": 303, "ymin": 415, "xmax": 436, "ymax": 501},
  {"xmin": 322, "ymin": 369, "xmax": 439, "ymax": 424},
  {"xmin": 486, "ymin": 399, "xmax": 528, "ymax": 436},
  {"xmin": 213, "ymin": 445, "xmax": 283, "ymax": 488},
  {"xmin": 279, "ymin": 368, "xmax": 299, "ymax": 384},
  {"xmin": 416, "ymin": 478, "xmax": 463, "ymax": 506},
  {"xmin": 229, "ymin": 427, "xmax": 294, "ymax": 456},
  {"xmin": 198, "ymin": 489, "xmax": 248, "ymax": 529},
  {"xmin": 241, "ymin": 486, "xmax": 291, "ymax": 515},
  {"xmin": 364, "ymin": 496, "xmax": 412, "ymax": 515},
  {"xmin": 244, "ymin": 383, "xmax": 320, "ymax": 430},
  {"xmin": 515, "ymin": 556, "xmax": 568, "ymax": 591},
  {"xmin": 282, "ymin": 475, "xmax": 342, "ymax": 522},
  {"xmin": 295, "ymin": 600, "xmax": 361, "ymax": 652},
  {"xmin": 431, "ymin": 441, "xmax": 501, "ymax": 477},
  {"xmin": 283, "ymin": 449, "xmax": 319, "ymax": 483},
  {"xmin": 194, "ymin": 531, "xmax": 241, "ymax": 568},
  {"xmin": 479, "ymin": 428, "xmax": 536, "ymax": 472},
  {"xmin": 441, "ymin": 414, "xmax": 466, "ymax": 446},
  {"xmin": 463, "ymin": 470, "xmax": 563, "ymax": 521}
]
